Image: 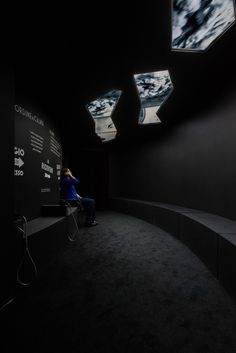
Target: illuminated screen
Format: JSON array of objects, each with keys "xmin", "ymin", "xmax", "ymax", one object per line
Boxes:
[
  {"xmin": 172, "ymin": 0, "xmax": 235, "ymax": 51},
  {"xmin": 134, "ymin": 70, "xmax": 173, "ymax": 124},
  {"xmin": 14, "ymin": 104, "xmax": 62, "ymax": 220},
  {"xmin": 86, "ymin": 90, "xmax": 122, "ymax": 142}
]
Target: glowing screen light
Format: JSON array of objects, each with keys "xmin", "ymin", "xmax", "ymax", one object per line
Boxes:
[
  {"xmin": 86, "ymin": 90, "xmax": 122, "ymax": 142},
  {"xmin": 134, "ymin": 70, "xmax": 173, "ymax": 125},
  {"xmin": 172, "ymin": 0, "xmax": 235, "ymax": 52}
]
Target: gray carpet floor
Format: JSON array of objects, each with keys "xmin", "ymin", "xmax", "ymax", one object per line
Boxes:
[{"xmin": 3, "ymin": 211, "xmax": 236, "ymax": 353}]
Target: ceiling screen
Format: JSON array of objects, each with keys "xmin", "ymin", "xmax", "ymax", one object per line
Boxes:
[
  {"xmin": 172, "ymin": 0, "xmax": 235, "ymax": 51},
  {"xmin": 86, "ymin": 90, "xmax": 122, "ymax": 142},
  {"xmin": 134, "ymin": 70, "xmax": 173, "ymax": 124}
]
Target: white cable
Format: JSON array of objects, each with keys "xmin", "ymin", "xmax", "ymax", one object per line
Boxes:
[
  {"xmin": 0, "ymin": 297, "xmax": 14, "ymax": 312},
  {"xmin": 64, "ymin": 201, "xmax": 80, "ymax": 242},
  {"xmin": 16, "ymin": 215, "xmax": 38, "ymax": 286}
]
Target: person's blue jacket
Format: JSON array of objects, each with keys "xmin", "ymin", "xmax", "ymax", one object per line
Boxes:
[{"xmin": 61, "ymin": 177, "xmax": 79, "ymax": 200}]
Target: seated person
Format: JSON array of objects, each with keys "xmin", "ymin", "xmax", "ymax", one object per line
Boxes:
[{"xmin": 60, "ymin": 167, "xmax": 98, "ymax": 227}]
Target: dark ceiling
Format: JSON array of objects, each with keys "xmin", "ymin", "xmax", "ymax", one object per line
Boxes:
[{"xmin": 14, "ymin": 2, "xmax": 236, "ymax": 149}]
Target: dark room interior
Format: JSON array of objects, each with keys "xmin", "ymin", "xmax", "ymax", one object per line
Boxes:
[{"xmin": 1, "ymin": 1, "xmax": 236, "ymax": 352}]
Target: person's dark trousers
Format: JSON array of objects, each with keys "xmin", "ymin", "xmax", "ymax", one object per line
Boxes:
[
  {"xmin": 81, "ymin": 198, "xmax": 96, "ymax": 224},
  {"xmin": 60, "ymin": 198, "xmax": 96, "ymax": 224}
]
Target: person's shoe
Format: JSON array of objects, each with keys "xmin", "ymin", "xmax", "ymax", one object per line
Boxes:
[{"xmin": 85, "ymin": 220, "xmax": 98, "ymax": 227}]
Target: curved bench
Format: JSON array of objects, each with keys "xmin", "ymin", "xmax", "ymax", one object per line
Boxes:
[{"xmin": 109, "ymin": 197, "xmax": 236, "ymax": 303}]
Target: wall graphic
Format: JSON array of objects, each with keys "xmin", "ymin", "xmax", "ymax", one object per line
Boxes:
[{"xmin": 14, "ymin": 104, "xmax": 62, "ymax": 220}]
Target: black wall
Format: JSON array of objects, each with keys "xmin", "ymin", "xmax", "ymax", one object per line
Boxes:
[
  {"xmin": 12, "ymin": 2, "xmax": 236, "ymax": 221},
  {"xmin": 109, "ymin": 89, "xmax": 236, "ymax": 221},
  {"xmin": 0, "ymin": 57, "xmax": 15, "ymax": 309},
  {"xmin": 63, "ymin": 148, "xmax": 109, "ymax": 211}
]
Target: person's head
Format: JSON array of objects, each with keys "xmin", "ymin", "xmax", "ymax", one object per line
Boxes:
[{"xmin": 61, "ymin": 167, "xmax": 71, "ymax": 177}]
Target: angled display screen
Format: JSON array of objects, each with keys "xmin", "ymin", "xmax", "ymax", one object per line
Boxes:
[
  {"xmin": 172, "ymin": 0, "xmax": 236, "ymax": 52},
  {"xmin": 86, "ymin": 90, "xmax": 122, "ymax": 142},
  {"xmin": 134, "ymin": 70, "xmax": 173, "ymax": 124}
]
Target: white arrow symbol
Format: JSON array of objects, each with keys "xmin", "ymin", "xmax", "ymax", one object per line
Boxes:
[{"xmin": 14, "ymin": 157, "xmax": 24, "ymax": 168}]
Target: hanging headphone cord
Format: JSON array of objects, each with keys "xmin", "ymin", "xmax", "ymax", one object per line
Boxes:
[
  {"xmin": 0, "ymin": 297, "xmax": 15, "ymax": 312},
  {"xmin": 16, "ymin": 215, "xmax": 38, "ymax": 286},
  {"xmin": 65, "ymin": 201, "xmax": 80, "ymax": 242}
]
